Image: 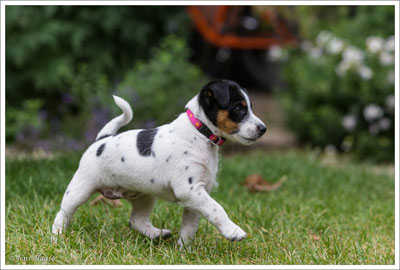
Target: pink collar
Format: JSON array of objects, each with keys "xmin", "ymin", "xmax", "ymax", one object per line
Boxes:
[{"xmin": 186, "ymin": 108, "xmax": 225, "ymax": 146}]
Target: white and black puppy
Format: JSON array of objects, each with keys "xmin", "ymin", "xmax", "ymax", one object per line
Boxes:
[{"xmin": 52, "ymin": 79, "xmax": 266, "ymax": 246}]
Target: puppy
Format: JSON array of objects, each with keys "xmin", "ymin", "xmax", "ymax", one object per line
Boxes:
[{"xmin": 52, "ymin": 79, "xmax": 266, "ymax": 246}]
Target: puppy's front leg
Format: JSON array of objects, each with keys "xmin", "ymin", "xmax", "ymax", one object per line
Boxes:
[
  {"xmin": 175, "ymin": 188, "xmax": 247, "ymax": 242},
  {"xmin": 178, "ymin": 208, "xmax": 201, "ymax": 247}
]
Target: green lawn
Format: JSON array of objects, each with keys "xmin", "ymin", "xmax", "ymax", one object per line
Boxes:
[{"xmin": 5, "ymin": 150, "xmax": 395, "ymax": 265}]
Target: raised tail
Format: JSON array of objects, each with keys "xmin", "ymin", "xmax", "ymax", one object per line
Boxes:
[{"xmin": 95, "ymin": 95, "xmax": 133, "ymax": 141}]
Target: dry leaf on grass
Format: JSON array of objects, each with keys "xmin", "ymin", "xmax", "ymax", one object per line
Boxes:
[
  {"xmin": 242, "ymin": 174, "xmax": 287, "ymax": 192},
  {"xmin": 90, "ymin": 194, "xmax": 123, "ymax": 207},
  {"xmin": 311, "ymin": 234, "xmax": 321, "ymax": 241}
]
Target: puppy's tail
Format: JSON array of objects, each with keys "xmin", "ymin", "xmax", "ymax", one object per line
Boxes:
[{"xmin": 95, "ymin": 95, "xmax": 133, "ymax": 141}]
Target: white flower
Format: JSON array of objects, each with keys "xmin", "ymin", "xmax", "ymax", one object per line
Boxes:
[
  {"xmin": 363, "ymin": 104, "xmax": 384, "ymax": 122},
  {"xmin": 379, "ymin": 117, "xmax": 391, "ymax": 130},
  {"xmin": 336, "ymin": 60, "xmax": 351, "ymax": 76},
  {"xmin": 342, "ymin": 46, "xmax": 364, "ymax": 65},
  {"xmin": 268, "ymin": 45, "xmax": 287, "ymax": 62},
  {"xmin": 369, "ymin": 123, "xmax": 380, "ymax": 135},
  {"xmin": 385, "ymin": 95, "xmax": 395, "ymax": 111},
  {"xmin": 316, "ymin": 30, "xmax": 333, "ymax": 47},
  {"xmin": 357, "ymin": 66, "xmax": 373, "ymax": 80},
  {"xmin": 384, "ymin": 36, "xmax": 395, "ymax": 52},
  {"xmin": 366, "ymin": 36, "xmax": 384, "ymax": 53},
  {"xmin": 327, "ymin": 38, "xmax": 344, "ymax": 55},
  {"xmin": 342, "ymin": 114, "xmax": 357, "ymax": 131},
  {"xmin": 387, "ymin": 70, "xmax": 395, "ymax": 85},
  {"xmin": 379, "ymin": 51, "xmax": 394, "ymax": 66},
  {"xmin": 309, "ymin": 47, "xmax": 323, "ymax": 59}
]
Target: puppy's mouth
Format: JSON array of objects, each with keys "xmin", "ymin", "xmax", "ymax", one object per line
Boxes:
[{"xmin": 238, "ymin": 136, "xmax": 258, "ymax": 142}]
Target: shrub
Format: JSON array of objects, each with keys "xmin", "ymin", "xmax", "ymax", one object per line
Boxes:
[
  {"xmin": 116, "ymin": 36, "xmax": 208, "ymax": 128},
  {"xmin": 277, "ymin": 31, "xmax": 394, "ymax": 162},
  {"xmin": 6, "ymin": 35, "xmax": 207, "ymax": 150},
  {"xmin": 6, "ymin": 6, "xmax": 190, "ymax": 143}
]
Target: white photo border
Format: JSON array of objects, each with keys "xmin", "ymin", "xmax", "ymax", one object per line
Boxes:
[{"xmin": 1, "ymin": 1, "xmax": 398, "ymax": 269}]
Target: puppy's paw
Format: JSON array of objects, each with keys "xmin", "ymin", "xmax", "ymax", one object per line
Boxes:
[
  {"xmin": 146, "ymin": 228, "xmax": 172, "ymax": 240},
  {"xmin": 222, "ymin": 225, "xmax": 247, "ymax": 242},
  {"xmin": 177, "ymin": 236, "xmax": 193, "ymax": 250},
  {"xmin": 159, "ymin": 229, "xmax": 172, "ymax": 239},
  {"xmin": 129, "ymin": 220, "xmax": 171, "ymax": 239},
  {"xmin": 177, "ymin": 240, "xmax": 192, "ymax": 251}
]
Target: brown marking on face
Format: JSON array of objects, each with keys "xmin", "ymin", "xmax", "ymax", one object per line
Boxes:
[
  {"xmin": 241, "ymin": 100, "xmax": 247, "ymax": 107},
  {"xmin": 217, "ymin": 110, "xmax": 239, "ymax": 134},
  {"xmin": 208, "ymin": 91, "xmax": 213, "ymax": 97}
]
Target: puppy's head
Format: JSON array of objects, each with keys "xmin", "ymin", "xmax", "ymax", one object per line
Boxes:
[{"xmin": 198, "ymin": 79, "xmax": 266, "ymax": 145}]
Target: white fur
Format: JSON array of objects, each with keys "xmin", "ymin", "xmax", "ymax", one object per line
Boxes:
[
  {"xmin": 233, "ymin": 89, "xmax": 266, "ymax": 144},
  {"xmin": 95, "ymin": 95, "xmax": 133, "ymax": 140},
  {"xmin": 52, "ymin": 92, "xmax": 264, "ymax": 246}
]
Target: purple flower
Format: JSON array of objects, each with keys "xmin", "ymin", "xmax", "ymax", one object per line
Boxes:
[{"xmin": 62, "ymin": 93, "xmax": 74, "ymax": 105}]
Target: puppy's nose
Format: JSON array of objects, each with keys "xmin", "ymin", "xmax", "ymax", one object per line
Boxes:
[{"xmin": 257, "ymin": 124, "xmax": 267, "ymax": 135}]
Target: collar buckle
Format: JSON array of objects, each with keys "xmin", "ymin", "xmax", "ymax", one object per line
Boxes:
[{"xmin": 210, "ymin": 136, "xmax": 223, "ymax": 146}]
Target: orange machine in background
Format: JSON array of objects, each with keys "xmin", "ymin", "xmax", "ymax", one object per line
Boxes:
[
  {"xmin": 187, "ymin": 6, "xmax": 297, "ymax": 50},
  {"xmin": 186, "ymin": 6, "xmax": 298, "ymax": 89}
]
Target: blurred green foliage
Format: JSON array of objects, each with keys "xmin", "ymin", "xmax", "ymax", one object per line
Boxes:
[
  {"xmin": 6, "ymin": 6, "xmax": 203, "ymax": 146},
  {"xmin": 6, "ymin": 99, "xmax": 44, "ymax": 139},
  {"xmin": 290, "ymin": 6, "xmax": 395, "ymax": 48},
  {"xmin": 278, "ymin": 6, "xmax": 395, "ymax": 162},
  {"xmin": 116, "ymin": 36, "xmax": 207, "ymax": 127}
]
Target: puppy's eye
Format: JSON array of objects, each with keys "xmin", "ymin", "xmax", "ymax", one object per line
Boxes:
[{"xmin": 234, "ymin": 105, "xmax": 244, "ymax": 114}]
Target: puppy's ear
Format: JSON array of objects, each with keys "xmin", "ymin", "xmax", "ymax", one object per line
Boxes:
[{"xmin": 208, "ymin": 81, "xmax": 230, "ymax": 108}]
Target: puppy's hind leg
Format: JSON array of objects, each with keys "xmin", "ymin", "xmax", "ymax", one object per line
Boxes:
[
  {"xmin": 177, "ymin": 208, "xmax": 201, "ymax": 247},
  {"xmin": 128, "ymin": 194, "xmax": 172, "ymax": 239},
  {"xmin": 52, "ymin": 170, "xmax": 96, "ymax": 236}
]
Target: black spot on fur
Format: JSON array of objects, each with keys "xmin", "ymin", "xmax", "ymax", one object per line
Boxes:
[
  {"xmin": 193, "ymin": 137, "xmax": 197, "ymax": 140},
  {"xmin": 188, "ymin": 177, "xmax": 193, "ymax": 184},
  {"xmin": 121, "ymin": 157, "xmax": 125, "ymax": 162},
  {"xmin": 112, "ymin": 173, "xmax": 116, "ymax": 177},
  {"xmin": 96, "ymin": 134, "xmax": 111, "ymax": 141},
  {"xmin": 190, "ymin": 187, "xmax": 193, "ymax": 190},
  {"xmin": 150, "ymin": 179, "xmax": 154, "ymax": 184},
  {"xmin": 184, "ymin": 151, "xmax": 188, "ymax": 155},
  {"xmin": 152, "ymin": 151, "xmax": 155, "ymax": 157},
  {"xmin": 137, "ymin": 128, "xmax": 158, "ymax": 156},
  {"xmin": 198, "ymin": 192, "xmax": 201, "ymax": 196},
  {"xmin": 185, "ymin": 166, "xmax": 189, "ymax": 170},
  {"xmin": 96, "ymin": 143, "xmax": 106, "ymax": 156},
  {"xmin": 166, "ymin": 155, "xmax": 172, "ymax": 162},
  {"xmin": 65, "ymin": 190, "xmax": 70, "ymax": 195},
  {"xmin": 213, "ymin": 208, "xmax": 216, "ymax": 212}
]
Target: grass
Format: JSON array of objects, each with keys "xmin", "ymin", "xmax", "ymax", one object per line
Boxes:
[{"xmin": 5, "ymin": 150, "xmax": 395, "ymax": 265}]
